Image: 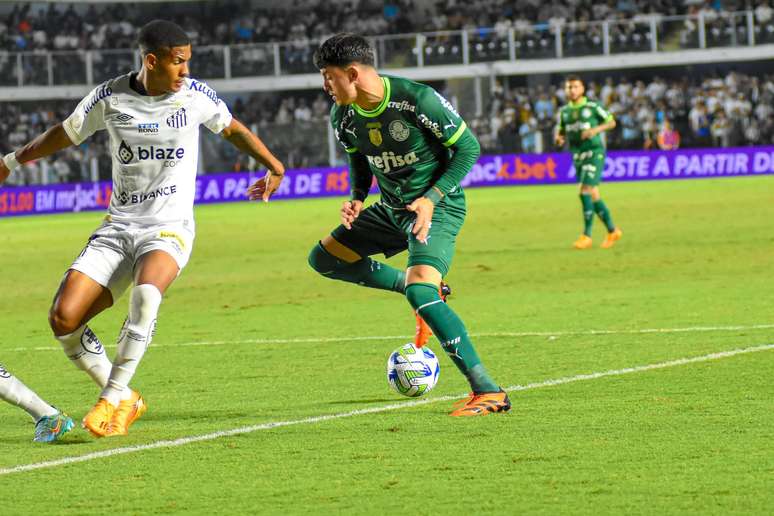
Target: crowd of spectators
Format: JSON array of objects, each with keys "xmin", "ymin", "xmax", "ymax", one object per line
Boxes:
[
  {"xmin": 472, "ymin": 69, "xmax": 774, "ymax": 154},
  {"xmin": 4, "ymin": 68, "xmax": 774, "ymax": 185},
  {"xmin": 2, "ymin": 0, "xmax": 769, "ymax": 53}
]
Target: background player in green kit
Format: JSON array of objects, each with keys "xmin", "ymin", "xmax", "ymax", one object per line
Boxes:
[
  {"xmin": 307, "ymin": 33, "xmax": 510, "ymax": 417},
  {"xmin": 555, "ymin": 75, "xmax": 623, "ymax": 249}
]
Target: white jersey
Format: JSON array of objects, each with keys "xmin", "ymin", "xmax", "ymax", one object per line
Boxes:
[{"xmin": 63, "ymin": 73, "xmax": 233, "ymax": 229}]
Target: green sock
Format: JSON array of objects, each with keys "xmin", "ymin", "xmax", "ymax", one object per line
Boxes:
[
  {"xmin": 405, "ymin": 283, "xmax": 499, "ymax": 393},
  {"xmin": 308, "ymin": 243, "xmax": 405, "ymax": 293},
  {"xmin": 593, "ymin": 200, "xmax": 615, "ymax": 232},
  {"xmin": 580, "ymin": 194, "xmax": 594, "ymax": 236}
]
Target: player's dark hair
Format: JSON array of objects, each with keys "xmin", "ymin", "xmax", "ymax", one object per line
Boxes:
[
  {"xmin": 313, "ymin": 33, "xmax": 375, "ymax": 69},
  {"xmin": 137, "ymin": 20, "xmax": 190, "ymax": 57},
  {"xmin": 565, "ymin": 74, "xmax": 584, "ymax": 86}
]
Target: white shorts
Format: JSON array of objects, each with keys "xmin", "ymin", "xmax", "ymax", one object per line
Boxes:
[{"xmin": 70, "ymin": 220, "xmax": 195, "ymax": 300}]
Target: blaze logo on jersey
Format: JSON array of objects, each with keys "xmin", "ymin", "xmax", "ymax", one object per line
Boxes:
[
  {"xmin": 137, "ymin": 146, "xmax": 185, "ymax": 161},
  {"xmin": 166, "ymin": 107, "xmax": 188, "ymax": 129},
  {"xmin": 118, "ymin": 140, "xmax": 134, "ymax": 164}
]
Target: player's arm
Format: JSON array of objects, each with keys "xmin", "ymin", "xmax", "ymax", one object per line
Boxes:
[
  {"xmin": 340, "ymin": 148, "xmax": 373, "ymax": 229},
  {"xmin": 582, "ymin": 104, "xmax": 616, "ymax": 140},
  {"xmin": 554, "ymin": 109, "xmax": 566, "ymax": 147},
  {"xmin": 407, "ymin": 88, "xmax": 479, "ymax": 242},
  {"xmin": 221, "ymin": 118, "xmax": 285, "ymax": 203},
  {"xmin": 1, "ymin": 123, "xmax": 75, "ymax": 184}
]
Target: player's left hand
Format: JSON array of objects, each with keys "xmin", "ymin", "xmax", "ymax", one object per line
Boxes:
[
  {"xmin": 406, "ymin": 197, "xmax": 434, "ymax": 244},
  {"xmin": 581, "ymin": 128, "xmax": 596, "ymax": 140},
  {"xmin": 247, "ymin": 170, "xmax": 284, "ymax": 202}
]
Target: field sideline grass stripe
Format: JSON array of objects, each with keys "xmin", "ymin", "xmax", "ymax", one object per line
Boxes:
[
  {"xmin": 1, "ymin": 342, "xmax": 772, "ymax": 477},
  {"xmin": 7, "ymin": 323, "xmax": 774, "ymax": 352}
]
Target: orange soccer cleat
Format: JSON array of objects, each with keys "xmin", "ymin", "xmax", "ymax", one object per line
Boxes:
[
  {"xmin": 601, "ymin": 228, "xmax": 623, "ymax": 249},
  {"xmin": 450, "ymin": 390, "xmax": 511, "ymax": 417},
  {"xmin": 108, "ymin": 390, "xmax": 147, "ymax": 436},
  {"xmin": 573, "ymin": 234, "xmax": 593, "ymax": 249},
  {"xmin": 82, "ymin": 398, "xmax": 115, "ymax": 437}
]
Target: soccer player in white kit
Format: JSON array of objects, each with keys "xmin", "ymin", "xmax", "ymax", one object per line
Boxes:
[
  {"xmin": 0, "ymin": 362, "xmax": 74, "ymax": 442},
  {"xmin": 0, "ymin": 20, "xmax": 285, "ymax": 437}
]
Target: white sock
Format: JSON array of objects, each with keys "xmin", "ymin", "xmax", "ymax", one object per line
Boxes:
[
  {"xmin": 0, "ymin": 364, "xmax": 58, "ymax": 421},
  {"xmin": 56, "ymin": 325, "xmax": 114, "ymax": 389},
  {"xmin": 101, "ymin": 284, "xmax": 162, "ymax": 406}
]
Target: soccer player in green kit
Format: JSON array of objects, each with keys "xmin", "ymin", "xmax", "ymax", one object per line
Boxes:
[
  {"xmin": 555, "ymin": 75, "xmax": 623, "ymax": 249},
  {"xmin": 307, "ymin": 33, "xmax": 510, "ymax": 417}
]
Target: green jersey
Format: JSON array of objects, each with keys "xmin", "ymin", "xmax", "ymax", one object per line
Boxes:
[
  {"xmin": 330, "ymin": 75, "xmax": 480, "ymax": 208},
  {"xmin": 557, "ymin": 97, "xmax": 614, "ymax": 153}
]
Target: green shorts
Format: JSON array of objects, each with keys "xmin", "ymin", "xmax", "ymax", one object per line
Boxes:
[
  {"xmin": 573, "ymin": 150, "xmax": 606, "ymax": 186},
  {"xmin": 330, "ymin": 195, "xmax": 466, "ymax": 277}
]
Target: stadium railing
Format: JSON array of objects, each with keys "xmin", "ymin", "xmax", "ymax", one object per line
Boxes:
[{"xmin": 0, "ymin": 10, "xmax": 769, "ymax": 87}]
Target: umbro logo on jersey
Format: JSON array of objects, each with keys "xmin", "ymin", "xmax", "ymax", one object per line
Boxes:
[
  {"xmin": 166, "ymin": 108, "xmax": 188, "ymax": 129},
  {"xmin": 115, "ymin": 113, "xmax": 134, "ymax": 122}
]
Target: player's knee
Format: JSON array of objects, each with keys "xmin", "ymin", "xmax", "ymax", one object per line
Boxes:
[
  {"xmin": 128, "ymin": 284, "xmax": 162, "ymax": 328},
  {"xmin": 308, "ymin": 242, "xmax": 341, "ymax": 276},
  {"xmin": 405, "ymin": 283, "xmax": 440, "ymax": 311},
  {"xmin": 48, "ymin": 305, "xmax": 81, "ymax": 336}
]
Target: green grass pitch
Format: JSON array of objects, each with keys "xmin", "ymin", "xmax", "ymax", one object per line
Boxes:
[{"xmin": 1, "ymin": 177, "xmax": 773, "ymax": 514}]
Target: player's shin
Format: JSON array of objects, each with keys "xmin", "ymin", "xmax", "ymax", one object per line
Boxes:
[
  {"xmin": 405, "ymin": 283, "xmax": 499, "ymax": 393},
  {"xmin": 308, "ymin": 243, "xmax": 405, "ymax": 293},
  {"xmin": 56, "ymin": 325, "xmax": 112, "ymax": 388},
  {"xmin": 0, "ymin": 366, "xmax": 58, "ymax": 420},
  {"xmin": 593, "ymin": 199, "xmax": 616, "ymax": 232},
  {"xmin": 101, "ymin": 284, "xmax": 162, "ymax": 406},
  {"xmin": 580, "ymin": 193, "xmax": 594, "ymax": 236}
]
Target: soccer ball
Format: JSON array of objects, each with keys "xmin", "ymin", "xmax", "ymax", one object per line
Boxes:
[{"xmin": 387, "ymin": 343, "xmax": 440, "ymax": 397}]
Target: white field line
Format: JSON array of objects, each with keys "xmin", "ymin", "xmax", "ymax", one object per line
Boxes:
[
  {"xmin": 6, "ymin": 323, "xmax": 774, "ymax": 353},
  {"xmin": 1, "ymin": 342, "xmax": 772, "ymax": 477}
]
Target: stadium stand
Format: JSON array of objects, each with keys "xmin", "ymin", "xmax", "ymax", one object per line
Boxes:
[{"xmin": 2, "ymin": 1, "xmax": 774, "ymax": 183}]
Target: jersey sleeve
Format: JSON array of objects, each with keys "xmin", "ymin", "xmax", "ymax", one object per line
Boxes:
[
  {"xmin": 557, "ymin": 108, "xmax": 566, "ymax": 133},
  {"xmin": 415, "ymin": 87, "xmax": 468, "ymax": 147},
  {"xmin": 62, "ymin": 83, "xmax": 110, "ymax": 145},
  {"xmin": 190, "ymin": 80, "xmax": 233, "ymax": 133},
  {"xmin": 414, "ymin": 86, "xmax": 480, "ymax": 204},
  {"xmin": 202, "ymin": 97, "xmax": 233, "ymax": 134},
  {"xmin": 594, "ymin": 102, "xmax": 614, "ymax": 122},
  {"xmin": 331, "ymin": 106, "xmax": 371, "ymax": 201},
  {"xmin": 331, "ymin": 106, "xmax": 358, "ymax": 154}
]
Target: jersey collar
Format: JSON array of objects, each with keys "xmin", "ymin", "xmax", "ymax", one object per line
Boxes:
[
  {"xmin": 569, "ymin": 96, "xmax": 588, "ymax": 109},
  {"xmin": 353, "ymin": 76, "xmax": 391, "ymax": 118}
]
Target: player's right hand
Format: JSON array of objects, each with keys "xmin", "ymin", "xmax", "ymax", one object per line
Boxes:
[
  {"xmin": 341, "ymin": 200, "xmax": 363, "ymax": 229},
  {"xmin": 0, "ymin": 161, "xmax": 9, "ymax": 184},
  {"xmin": 554, "ymin": 134, "xmax": 565, "ymax": 147}
]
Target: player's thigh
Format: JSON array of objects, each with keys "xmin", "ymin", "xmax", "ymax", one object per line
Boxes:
[
  {"xmin": 329, "ymin": 203, "xmax": 407, "ymax": 260},
  {"xmin": 133, "ymin": 226, "xmax": 194, "ymax": 293},
  {"xmin": 575, "ymin": 152, "xmax": 604, "ymax": 188},
  {"xmin": 50, "ymin": 269, "xmax": 114, "ymax": 335},
  {"xmin": 55, "ymin": 223, "xmax": 136, "ymax": 331},
  {"xmin": 406, "ymin": 203, "xmax": 465, "ymax": 278}
]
